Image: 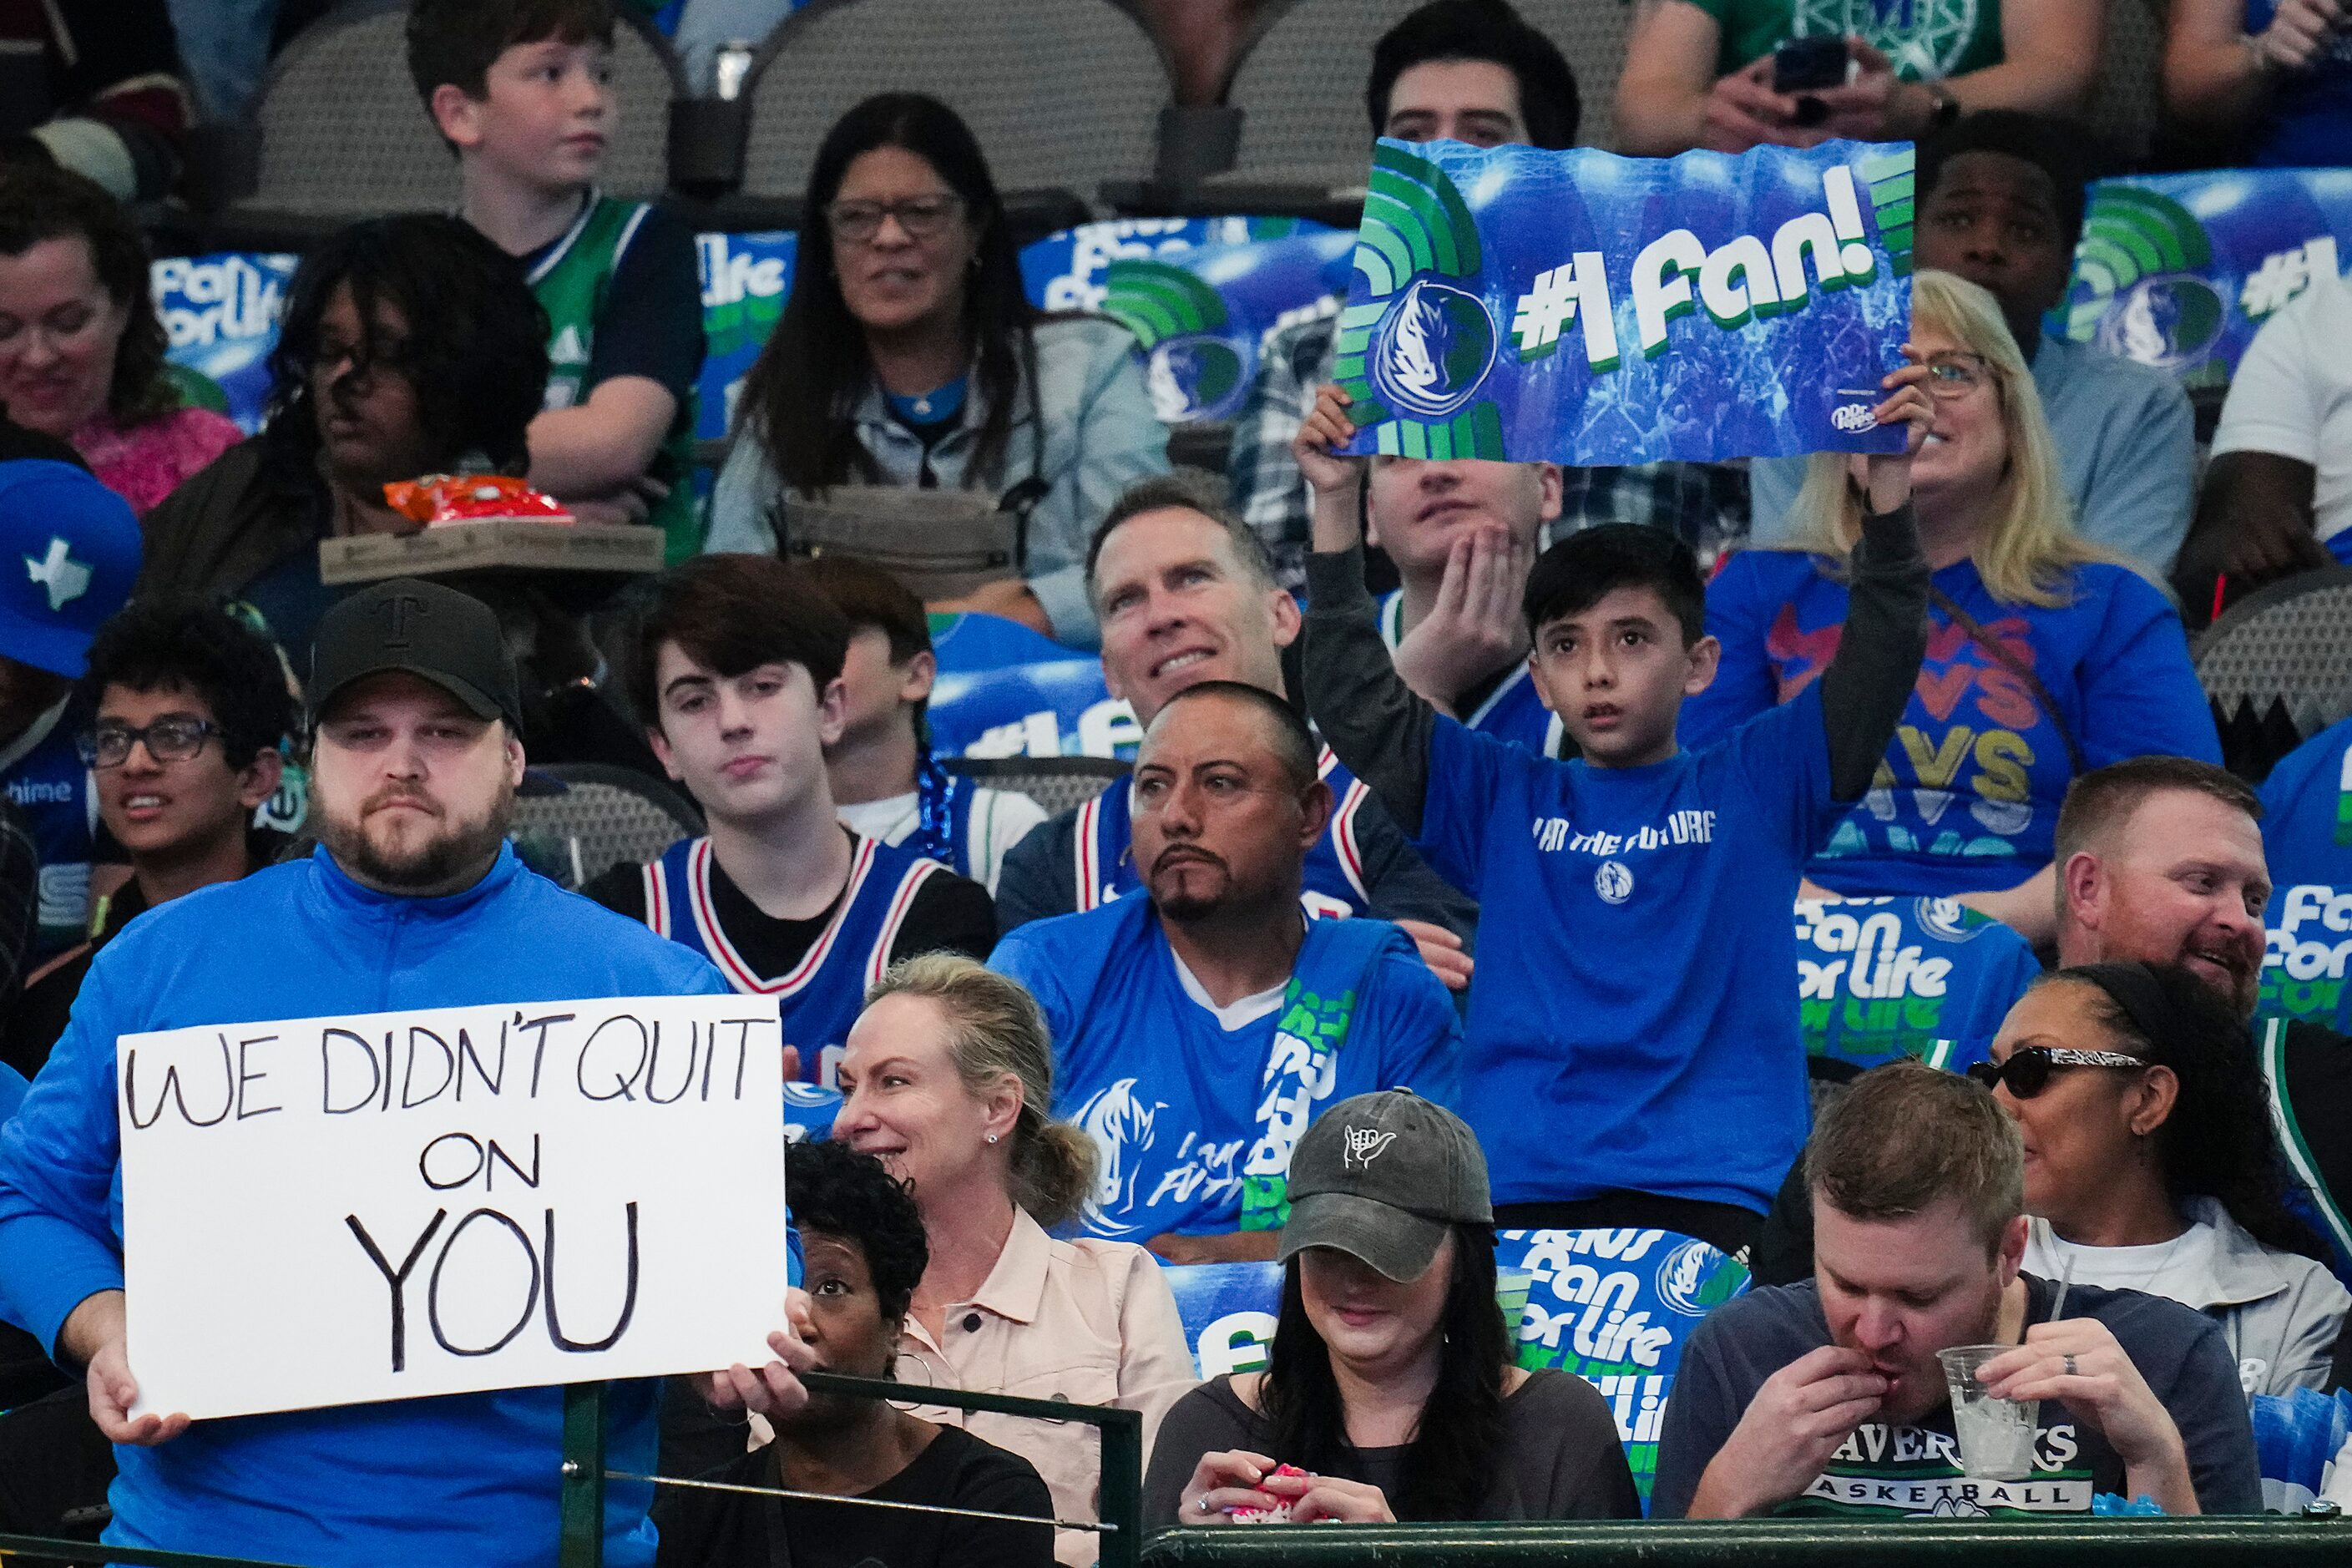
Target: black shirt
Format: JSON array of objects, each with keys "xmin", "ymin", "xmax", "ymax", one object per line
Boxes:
[
  {"xmin": 1141, "ymin": 1370, "xmax": 1639, "ymax": 1527},
  {"xmin": 652, "ymin": 1426, "xmax": 1054, "ymax": 1568},
  {"xmin": 581, "ymin": 831, "xmax": 998, "ymax": 977}
]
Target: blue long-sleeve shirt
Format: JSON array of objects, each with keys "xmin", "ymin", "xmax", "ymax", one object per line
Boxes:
[{"xmin": 0, "ymin": 844, "xmax": 727, "ymax": 1568}]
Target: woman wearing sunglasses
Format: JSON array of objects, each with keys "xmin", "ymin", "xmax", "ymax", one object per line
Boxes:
[
  {"xmin": 1682, "ymin": 270, "xmax": 2218, "ymax": 946},
  {"xmin": 704, "ymin": 93, "xmax": 1168, "ymax": 650},
  {"xmin": 1971, "ymin": 960, "xmax": 2347, "ymax": 1397}
]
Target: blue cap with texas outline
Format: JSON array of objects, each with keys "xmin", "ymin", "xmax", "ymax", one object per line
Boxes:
[{"xmin": 0, "ymin": 460, "xmax": 142, "ymax": 678}]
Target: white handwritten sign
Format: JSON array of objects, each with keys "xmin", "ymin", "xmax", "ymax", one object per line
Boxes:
[{"xmin": 118, "ymin": 995, "xmax": 787, "ymax": 1421}]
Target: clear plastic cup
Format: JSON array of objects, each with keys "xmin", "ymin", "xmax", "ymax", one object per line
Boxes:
[{"xmin": 1938, "ymin": 1343, "xmax": 2038, "ymax": 1480}]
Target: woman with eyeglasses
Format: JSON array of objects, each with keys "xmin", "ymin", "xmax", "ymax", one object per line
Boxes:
[
  {"xmin": 704, "ymin": 93, "xmax": 1169, "ymax": 650},
  {"xmin": 1971, "ymin": 960, "xmax": 2347, "ymax": 1396},
  {"xmin": 139, "ymin": 216, "xmax": 551, "ymax": 659},
  {"xmin": 1683, "ymin": 270, "xmax": 2219, "ymax": 945}
]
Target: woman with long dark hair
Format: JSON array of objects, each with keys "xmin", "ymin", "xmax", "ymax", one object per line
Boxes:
[
  {"xmin": 704, "ymin": 93, "xmax": 1167, "ymax": 649},
  {"xmin": 1972, "ymin": 960, "xmax": 2349, "ymax": 1395},
  {"xmin": 1143, "ymin": 1091, "xmax": 1636, "ymax": 1527}
]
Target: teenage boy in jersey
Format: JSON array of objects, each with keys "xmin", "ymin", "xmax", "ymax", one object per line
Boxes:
[
  {"xmin": 804, "ymin": 554, "xmax": 1046, "ymax": 896},
  {"xmin": 589, "ymin": 555, "xmax": 995, "ymax": 1085},
  {"xmin": 992, "ymin": 681, "xmax": 1459, "ymax": 1264},
  {"xmin": 0, "ymin": 577, "xmax": 821, "ymax": 1565},
  {"xmin": 408, "ymin": 0, "xmax": 705, "ymax": 559},
  {"xmin": 1366, "ymin": 451, "xmax": 1564, "ymax": 756},
  {"xmin": 1653, "ymin": 1062, "xmax": 2258, "ymax": 1519},
  {"xmin": 993, "ymin": 471, "xmax": 1477, "ymax": 988},
  {"xmin": 1292, "ymin": 369, "xmax": 1934, "ymax": 1255},
  {"xmin": 6, "ymin": 599, "xmax": 294, "ymax": 1079},
  {"xmin": 0, "ymin": 459, "xmax": 140, "ymax": 958}
]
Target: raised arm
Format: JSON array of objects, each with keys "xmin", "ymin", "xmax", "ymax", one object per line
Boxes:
[
  {"xmin": 1295, "ymin": 387, "xmax": 1438, "ymax": 837},
  {"xmin": 1815, "ymin": 357, "xmax": 1935, "ymax": 802}
]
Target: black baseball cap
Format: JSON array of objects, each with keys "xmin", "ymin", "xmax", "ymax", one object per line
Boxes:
[
  {"xmin": 309, "ymin": 578, "xmax": 521, "ymax": 730},
  {"xmin": 1278, "ymin": 1090, "xmax": 1492, "ymax": 1282}
]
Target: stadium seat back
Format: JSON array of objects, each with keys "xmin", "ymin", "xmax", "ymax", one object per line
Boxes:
[
  {"xmin": 509, "ymin": 764, "xmax": 704, "ymax": 890},
  {"xmin": 2194, "ymin": 566, "xmax": 2352, "ymax": 783},
  {"xmin": 2083, "ymin": 0, "xmax": 2167, "ymax": 164},
  {"xmin": 246, "ymin": 0, "xmax": 676, "ymax": 220},
  {"xmin": 1219, "ymin": 0, "xmax": 1633, "ymax": 190},
  {"xmin": 943, "ymin": 756, "xmax": 1131, "ymax": 818},
  {"xmin": 738, "ymin": 0, "xmax": 1171, "ymax": 202}
]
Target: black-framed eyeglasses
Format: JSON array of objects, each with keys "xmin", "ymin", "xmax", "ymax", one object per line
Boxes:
[
  {"xmin": 827, "ymin": 194, "xmax": 964, "ymax": 244},
  {"xmin": 1966, "ymin": 1046, "xmax": 2145, "ymax": 1099},
  {"xmin": 78, "ymin": 717, "xmax": 220, "ymax": 768},
  {"xmin": 1925, "ymin": 351, "xmax": 1998, "ymax": 399}
]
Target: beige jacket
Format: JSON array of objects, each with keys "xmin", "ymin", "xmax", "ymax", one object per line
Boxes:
[{"xmin": 898, "ymin": 1208, "xmax": 1196, "ymax": 1565}]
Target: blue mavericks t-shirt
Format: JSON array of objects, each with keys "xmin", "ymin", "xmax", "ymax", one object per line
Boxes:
[
  {"xmin": 2258, "ymin": 714, "xmax": 2352, "ymax": 1032},
  {"xmin": 1, "ymin": 707, "xmax": 96, "ymax": 956},
  {"xmin": 990, "ymin": 896, "xmax": 1460, "ymax": 1241},
  {"xmin": 1687, "ymin": 553, "xmax": 2219, "ymax": 898},
  {"xmin": 1795, "ymin": 897, "xmax": 2044, "ymax": 1075},
  {"xmin": 1414, "ymin": 688, "xmax": 1835, "ymax": 1213},
  {"xmin": 1377, "ymin": 590, "xmax": 1562, "ymax": 757}
]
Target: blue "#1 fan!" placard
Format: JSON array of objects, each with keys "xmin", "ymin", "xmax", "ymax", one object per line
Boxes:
[{"xmin": 1336, "ymin": 137, "xmax": 1916, "ymax": 467}]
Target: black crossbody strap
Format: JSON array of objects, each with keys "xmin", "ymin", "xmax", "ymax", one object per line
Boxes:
[{"xmin": 1925, "ymin": 583, "xmax": 2085, "ymax": 775}]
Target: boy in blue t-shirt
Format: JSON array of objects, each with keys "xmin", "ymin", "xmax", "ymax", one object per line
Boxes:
[
  {"xmin": 1292, "ymin": 374, "xmax": 1933, "ymax": 1252},
  {"xmin": 991, "ymin": 681, "xmax": 1460, "ymax": 1262},
  {"xmin": 409, "ymin": 0, "xmax": 705, "ymax": 559}
]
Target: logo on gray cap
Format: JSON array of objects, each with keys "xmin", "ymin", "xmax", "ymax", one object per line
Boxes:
[{"xmin": 1342, "ymin": 1126, "xmax": 1396, "ymax": 1171}]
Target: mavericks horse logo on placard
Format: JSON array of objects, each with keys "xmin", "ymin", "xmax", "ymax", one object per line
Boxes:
[{"xmin": 1368, "ymin": 277, "xmax": 1497, "ymax": 421}]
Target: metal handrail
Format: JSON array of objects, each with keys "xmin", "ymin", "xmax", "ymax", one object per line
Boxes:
[
  {"xmin": 557, "ymin": 1371, "xmax": 1145, "ymax": 1568},
  {"xmin": 1137, "ymin": 1513, "xmax": 2352, "ymax": 1566},
  {"xmin": 0, "ymin": 1536, "xmax": 309, "ymax": 1567}
]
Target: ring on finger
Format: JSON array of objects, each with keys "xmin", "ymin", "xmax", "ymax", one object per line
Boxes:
[{"xmin": 2064, "ymin": 1354, "xmax": 2078, "ymax": 1377}]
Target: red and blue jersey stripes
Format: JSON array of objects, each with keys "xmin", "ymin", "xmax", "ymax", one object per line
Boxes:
[{"xmin": 640, "ymin": 833, "xmax": 945, "ymax": 1080}]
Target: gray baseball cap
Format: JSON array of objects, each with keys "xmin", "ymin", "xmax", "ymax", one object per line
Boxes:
[{"xmin": 1277, "ymin": 1090, "xmax": 1492, "ymax": 1282}]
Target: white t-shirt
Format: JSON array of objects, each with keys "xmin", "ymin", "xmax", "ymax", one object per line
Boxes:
[
  {"xmin": 2210, "ymin": 264, "xmax": 2352, "ymax": 547},
  {"xmin": 835, "ymin": 785, "xmax": 1046, "ymax": 896},
  {"xmin": 2024, "ymin": 1219, "xmax": 2220, "ymax": 1308}
]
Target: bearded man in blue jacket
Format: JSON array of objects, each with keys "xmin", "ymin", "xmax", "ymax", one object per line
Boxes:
[{"xmin": 0, "ymin": 578, "xmax": 813, "ymax": 1566}]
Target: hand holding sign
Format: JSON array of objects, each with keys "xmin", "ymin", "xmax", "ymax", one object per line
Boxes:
[
  {"xmin": 1295, "ymin": 384, "xmax": 1368, "ymax": 556},
  {"xmin": 1859, "ymin": 346, "xmax": 1936, "ymax": 514},
  {"xmin": 63, "ymin": 1289, "xmax": 189, "ymax": 1447},
  {"xmin": 118, "ymin": 995, "xmax": 789, "ymax": 1422}
]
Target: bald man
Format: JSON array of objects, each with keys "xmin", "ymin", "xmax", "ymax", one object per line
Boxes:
[{"xmin": 990, "ymin": 681, "xmax": 1461, "ymax": 1263}]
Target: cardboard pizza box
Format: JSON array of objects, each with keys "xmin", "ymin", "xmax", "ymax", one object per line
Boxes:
[{"xmin": 318, "ymin": 519, "xmax": 664, "ymax": 584}]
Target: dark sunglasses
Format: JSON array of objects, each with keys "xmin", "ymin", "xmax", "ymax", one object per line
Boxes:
[{"xmin": 1966, "ymin": 1046, "xmax": 2145, "ymax": 1099}]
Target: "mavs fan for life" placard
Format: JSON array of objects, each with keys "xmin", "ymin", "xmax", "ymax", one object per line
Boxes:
[{"xmin": 1336, "ymin": 138, "xmax": 1915, "ymax": 467}]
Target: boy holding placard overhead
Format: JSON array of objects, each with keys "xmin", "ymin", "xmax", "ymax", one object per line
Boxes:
[{"xmin": 1291, "ymin": 372, "xmax": 1934, "ymax": 1256}]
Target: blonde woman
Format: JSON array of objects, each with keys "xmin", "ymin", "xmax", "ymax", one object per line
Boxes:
[
  {"xmin": 832, "ymin": 954, "xmax": 1196, "ymax": 1565},
  {"xmin": 1683, "ymin": 271, "xmax": 2220, "ymax": 943}
]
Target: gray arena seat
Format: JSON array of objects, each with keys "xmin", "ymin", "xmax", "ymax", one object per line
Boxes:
[
  {"xmin": 2082, "ymin": 0, "xmax": 2167, "ymax": 164},
  {"xmin": 509, "ymin": 764, "xmax": 704, "ymax": 890},
  {"xmin": 2194, "ymin": 565, "xmax": 2352, "ymax": 783},
  {"xmin": 220, "ymin": 0, "xmax": 676, "ymax": 233},
  {"xmin": 737, "ymin": 0, "xmax": 1171, "ymax": 205},
  {"xmin": 1215, "ymin": 0, "xmax": 1635, "ymax": 194},
  {"xmin": 945, "ymin": 756, "xmax": 1130, "ymax": 818}
]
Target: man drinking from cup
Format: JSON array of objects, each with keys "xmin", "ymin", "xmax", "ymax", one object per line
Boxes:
[{"xmin": 1651, "ymin": 1061, "xmax": 2260, "ymax": 1519}]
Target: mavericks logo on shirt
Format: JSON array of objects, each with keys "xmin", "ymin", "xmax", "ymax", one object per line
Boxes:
[{"xmin": 1797, "ymin": 1421, "xmax": 2092, "ymax": 1517}]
